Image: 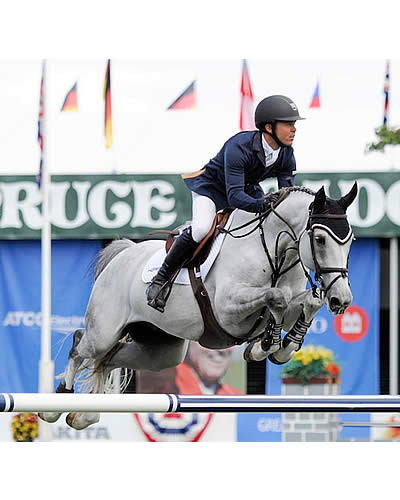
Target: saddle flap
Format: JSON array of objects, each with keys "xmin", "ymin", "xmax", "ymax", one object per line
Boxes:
[{"xmin": 165, "ymin": 208, "xmax": 233, "ymax": 267}]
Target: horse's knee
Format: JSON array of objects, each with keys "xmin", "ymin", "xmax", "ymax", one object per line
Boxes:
[
  {"xmin": 265, "ymin": 288, "xmax": 291, "ymax": 316},
  {"xmin": 303, "ymin": 293, "xmax": 324, "ymax": 321}
]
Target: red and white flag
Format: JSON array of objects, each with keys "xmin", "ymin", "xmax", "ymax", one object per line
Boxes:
[{"xmin": 239, "ymin": 59, "xmax": 255, "ymax": 131}]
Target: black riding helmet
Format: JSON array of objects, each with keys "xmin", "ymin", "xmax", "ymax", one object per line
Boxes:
[{"xmin": 255, "ymin": 95, "xmax": 306, "ymax": 147}]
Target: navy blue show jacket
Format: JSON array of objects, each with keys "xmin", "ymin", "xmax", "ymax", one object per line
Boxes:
[{"xmin": 182, "ymin": 131, "xmax": 296, "ymax": 213}]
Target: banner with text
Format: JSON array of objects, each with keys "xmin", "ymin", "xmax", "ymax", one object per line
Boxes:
[
  {"xmin": 0, "ymin": 172, "xmax": 399, "ymax": 238},
  {"xmin": 0, "ymin": 240, "xmax": 102, "ymax": 392}
]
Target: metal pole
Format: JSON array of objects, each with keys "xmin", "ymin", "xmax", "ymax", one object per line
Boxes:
[
  {"xmin": 38, "ymin": 60, "xmax": 54, "ymax": 441},
  {"xmin": 390, "ymin": 237, "xmax": 398, "ymax": 395},
  {"xmin": 3, "ymin": 394, "xmax": 400, "ymax": 414}
]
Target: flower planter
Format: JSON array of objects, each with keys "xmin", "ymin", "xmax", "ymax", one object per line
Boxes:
[{"xmin": 282, "ymin": 376, "xmax": 339, "ymax": 386}]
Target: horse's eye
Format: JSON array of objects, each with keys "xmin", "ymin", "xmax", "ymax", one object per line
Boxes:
[{"xmin": 315, "ymin": 235, "xmax": 325, "ymax": 245}]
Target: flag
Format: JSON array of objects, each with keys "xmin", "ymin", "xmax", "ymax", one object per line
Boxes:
[
  {"xmin": 383, "ymin": 60, "xmax": 390, "ymax": 126},
  {"xmin": 309, "ymin": 81, "xmax": 320, "ymax": 108},
  {"xmin": 167, "ymin": 81, "xmax": 196, "ymax": 110},
  {"xmin": 239, "ymin": 59, "xmax": 255, "ymax": 131},
  {"xmin": 104, "ymin": 59, "xmax": 112, "ymax": 148},
  {"xmin": 37, "ymin": 61, "xmax": 45, "ymax": 188},
  {"xmin": 61, "ymin": 82, "xmax": 78, "ymax": 111}
]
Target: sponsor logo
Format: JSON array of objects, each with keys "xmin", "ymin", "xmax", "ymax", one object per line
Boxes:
[
  {"xmin": 134, "ymin": 412, "xmax": 212, "ymax": 442},
  {"xmin": 333, "ymin": 305, "xmax": 369, "ymax": 342},
  {"xmin": 3, "ymin": 311, "xmax": 84, "ymax": 334},
  {"xmin": 257, "ymin": 417, "xmax": 282, "ymax": 433},
  {"xmin": 54, "ymin": 425, "xmax": 110, "ymax": 440}
]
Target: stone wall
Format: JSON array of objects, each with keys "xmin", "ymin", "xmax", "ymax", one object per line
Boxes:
[{"xmin": 282, "ymin": 379, "xmax": 340, "ymax": 442}]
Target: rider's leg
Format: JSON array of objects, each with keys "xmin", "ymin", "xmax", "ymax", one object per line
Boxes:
[
  {"xmin": 146, "ymin": 193, "xmax": 216, "ymax": 312},
  {"xmin": 190, "ymin": 192, "xmax": 217, "ymax": 243}
]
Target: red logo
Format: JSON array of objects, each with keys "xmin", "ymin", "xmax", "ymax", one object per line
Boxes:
[{"xmin": 334, "ymin": 305, "xmax": 369, "ymax": 342}]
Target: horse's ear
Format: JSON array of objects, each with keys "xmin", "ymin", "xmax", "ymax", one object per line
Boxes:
[
  {"xmin": 338, "ymin": 182, "xmax": 358, "ymax": 210},
  {"xmin": 313, "ymin": 186, "xmax": 327, "ymax": 213}
]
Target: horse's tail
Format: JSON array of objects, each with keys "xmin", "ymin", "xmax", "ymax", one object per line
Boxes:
[{"xmin": 94, "ymin": 238, "xmax": 136, "ymax": 281}]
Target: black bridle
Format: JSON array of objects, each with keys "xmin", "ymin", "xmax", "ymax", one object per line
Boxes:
[
  {"xmin": 303, "ymin": 213, "xmax": 353, "ymax": 298},
  {"xmin": 218, "ymin": 198, "xmax": 353, "ymax": 299}
]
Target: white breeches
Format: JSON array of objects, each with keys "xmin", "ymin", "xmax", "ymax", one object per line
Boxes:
[{"xmin": 191, "ymin": 192, "xmax": 217, "ymax": 242}]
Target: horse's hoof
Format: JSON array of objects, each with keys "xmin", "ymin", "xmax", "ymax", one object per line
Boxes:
[
  {"xmin": 38, "ymin": 412, "xmax": 62, "ymax": 423},
  {"xmin": 66, "ymin": 412, "xmax": 100, "ymax": 430},
  {"xmin": 56, "ymin": 380, "xmax": 74, "ymax": 393},
  {"xmin": 268, "ymin": 353, "xmax": 288, "ymax": 365}
]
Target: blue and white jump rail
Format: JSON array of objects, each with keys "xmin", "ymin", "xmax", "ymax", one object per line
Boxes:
[{"xmin": 2, "ymin": 393, "xmax": 400, "ymax": 413}]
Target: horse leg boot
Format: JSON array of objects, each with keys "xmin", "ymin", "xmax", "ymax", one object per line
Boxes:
[
  {"xmin": 244, "ymin": 288, "xmax": 291, "ymax": 362},
  {"xmin": 38, "ymin": 328, "xmax": 84, "ymax": 424},
  {"xmin": 269, "ymin": 291, "xmax": 324, "ymax": 365},
  {"xmin": 146, "ymin": 228, "xmax": 198, "ymax": 313}
]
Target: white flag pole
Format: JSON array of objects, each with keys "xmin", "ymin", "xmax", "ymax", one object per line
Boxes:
[{"xmin": 38, "ymin": 59, "xmax": 54, "ymax": 441}]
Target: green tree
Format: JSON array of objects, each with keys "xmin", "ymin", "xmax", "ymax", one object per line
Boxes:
[{"xmin": 366, "ymin": 125, "xmax": 400, "ymax": 152}]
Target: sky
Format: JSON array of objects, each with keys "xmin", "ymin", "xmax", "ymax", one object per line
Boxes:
[{"xmin": 1, "ymin": 57, "xmax": 399, "ymax": 177}]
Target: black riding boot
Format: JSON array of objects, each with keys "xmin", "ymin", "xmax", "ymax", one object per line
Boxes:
[{"xmin": 146, "ymin": 228, "xmax": 198, "ymax": 312}]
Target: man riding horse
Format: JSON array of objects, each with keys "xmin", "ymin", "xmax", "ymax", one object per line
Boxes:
[{"xmin": 146, "ymin": 94, "xmax": 306, "ymax": 312}]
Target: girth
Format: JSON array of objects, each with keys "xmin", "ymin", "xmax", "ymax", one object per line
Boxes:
[{"xmin": 188, "ymin": 266, "xmax": 263, "ymax": 349}]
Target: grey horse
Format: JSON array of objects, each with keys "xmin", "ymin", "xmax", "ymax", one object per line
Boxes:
[{"xmin": 39, "ymin": 183, "xmax": 357, "ymax": 430}]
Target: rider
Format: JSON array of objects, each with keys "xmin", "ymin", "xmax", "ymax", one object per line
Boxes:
[{"xmin": 146, "ymin": 94, "xmax": 306, "ymax": 312}]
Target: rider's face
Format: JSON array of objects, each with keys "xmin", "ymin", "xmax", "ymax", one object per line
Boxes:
[
  {"xmin": 265, "ymin": 121, "xmax": 297, "ymax": 148},
  {"xmin": 275, "ymin": 121, "xmax": 297, "ymax": 146}
]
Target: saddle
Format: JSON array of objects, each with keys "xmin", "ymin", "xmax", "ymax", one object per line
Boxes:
[{"xmin": 165, "ymin": 208, "xmax": 233, "ymax": 267}]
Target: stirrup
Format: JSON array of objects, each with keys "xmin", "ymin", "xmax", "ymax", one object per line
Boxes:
[{"xmin": 146, "ymin": 281, "xmax": 172, "ymax": 313}]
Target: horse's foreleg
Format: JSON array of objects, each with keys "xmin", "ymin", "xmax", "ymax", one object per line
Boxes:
[
  {"xmin": 269, "ymin": 290, "xmax": 325, "ymax": 365},
  {"xmin": 244, "ymin": 287, "xmax": 292, "ymax": 362}
]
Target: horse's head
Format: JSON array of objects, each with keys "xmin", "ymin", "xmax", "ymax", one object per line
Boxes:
[{"xmin": 299, "ymin": 182, "xmax": 358, "ymax": 315}]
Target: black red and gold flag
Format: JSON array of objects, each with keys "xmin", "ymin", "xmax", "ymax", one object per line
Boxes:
[
  {"xmin": 167, "ymin": 81, "xmax": 196, "ymax": 110},
  {"xmin": 61, "ymin": 82, "xmax": 78, "ymax": 111}
]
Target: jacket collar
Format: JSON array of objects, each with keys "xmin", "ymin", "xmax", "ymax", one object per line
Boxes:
[
  {"xmin": 252, "ymin": 131, "xmax": 266, "ymax": 166},
  {"xmin": 253, "ymin": 131, "xmax": 290, "ymax": 166}
]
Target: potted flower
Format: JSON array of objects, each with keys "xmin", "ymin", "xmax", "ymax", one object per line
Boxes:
[
  {"xmin": 11, "ymin": 412, "xmax": 39, "ymax": 442},
  {"xmin": 280, "ymin": 345, "xmax": 340, "ymax": 385}
]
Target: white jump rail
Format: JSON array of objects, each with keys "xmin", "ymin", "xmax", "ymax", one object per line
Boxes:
[{"xmin": 2, "ymin": 394, "xmax": 400, "ymax": 413}]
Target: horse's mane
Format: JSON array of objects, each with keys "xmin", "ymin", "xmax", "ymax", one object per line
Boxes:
[{"xmin": 285, "ymin": 185, "xmax": 316, "ymax": 196}]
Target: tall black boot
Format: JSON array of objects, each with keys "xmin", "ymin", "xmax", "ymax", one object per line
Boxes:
[{"xmin": 146, "ymin": 228, "xmax": 198, "ymax": 312}]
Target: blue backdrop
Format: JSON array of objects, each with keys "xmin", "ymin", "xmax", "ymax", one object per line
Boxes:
[{"xmin": 0, "ymin": 240, "xmax": 102, "ymax": 392}]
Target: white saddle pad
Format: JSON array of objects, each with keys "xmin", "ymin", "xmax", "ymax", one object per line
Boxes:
[{"xmin": 142, "ymin": 213, "xmax": 234, "ymax": 285}]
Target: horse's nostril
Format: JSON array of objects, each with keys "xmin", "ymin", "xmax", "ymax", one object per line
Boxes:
[{"xmin": 330, "ymin": 297, "xmax": 341, "ymax": 310}]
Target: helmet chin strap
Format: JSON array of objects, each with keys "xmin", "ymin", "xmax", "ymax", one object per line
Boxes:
[{"xmin": 265, "ymin": 123, "xmax": 288, "ymax": 148}]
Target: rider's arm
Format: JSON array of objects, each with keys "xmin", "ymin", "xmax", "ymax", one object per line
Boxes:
[{"xmin": 223, "ymin": 141, "xmax": 265, "ymax": 213}]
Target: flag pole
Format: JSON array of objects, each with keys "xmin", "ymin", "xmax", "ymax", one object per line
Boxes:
[{"xmin": 38, "ymin": 59, "xmax": 54, "ymax": 441}]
